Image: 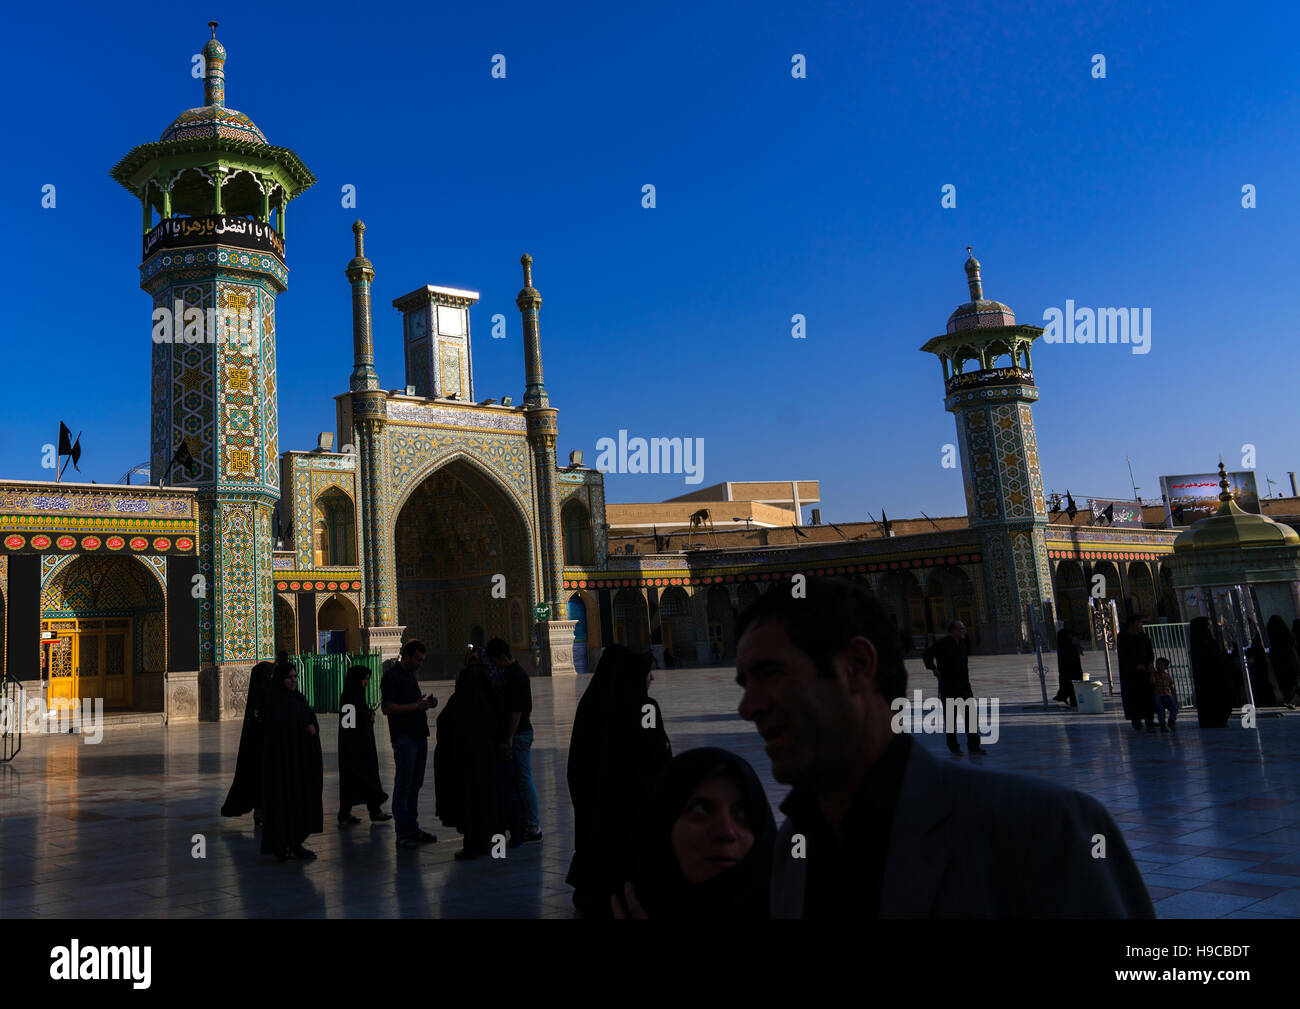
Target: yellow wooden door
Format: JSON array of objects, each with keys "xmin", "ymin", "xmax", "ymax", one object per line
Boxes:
[{"xmin": 47, "ymin": 636, "xmax": 75, "ymax": 707}]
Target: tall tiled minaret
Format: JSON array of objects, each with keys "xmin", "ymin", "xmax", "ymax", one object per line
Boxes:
[
  {"xmin": 111, "ymin": 23, "xmax": 316, "ymax": 716},
  {"xmin": 921, "ymin": 250, "xmax": 1056, "ymax": 651}
]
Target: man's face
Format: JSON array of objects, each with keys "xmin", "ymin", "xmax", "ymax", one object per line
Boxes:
[
  {"xmin": 950, "ymin": 621, "xmax": 967, "ymax": 640},
  {"xmin": 401, "ymin": 650, "xmax": 425, "ymax": 672},
  {"xmin": 736, "ymin": 619, "xmax": 875, "ymax": 787}
]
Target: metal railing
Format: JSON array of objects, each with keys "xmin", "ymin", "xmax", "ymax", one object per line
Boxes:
[
  {"xmin": 286, "ymin": 652, "xmax": 383, "ymax": 714},
  {"xmin": 2, "ymin": 671, "xmax": 21, "ymax": 762},
  {"xmin": 1144, "ymin": 622, "xmax": 1195, "ymax": 708}
]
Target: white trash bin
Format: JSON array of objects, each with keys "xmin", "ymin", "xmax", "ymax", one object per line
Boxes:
[{"xmin": 1074, "ymin": 680, "xmax": 1104, "ymax": 714}]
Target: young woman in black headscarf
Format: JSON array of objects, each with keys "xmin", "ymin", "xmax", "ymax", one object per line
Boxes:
[
  {"xmin": 220, "ymin": 661, "xmax": 275, "ymax": 821},
  {"xmin": 613, "ymin": 747, "xmax": 775, "ymax": 920},
  {"xmin": 337, "ymin": 665, "xmax": 391, "ymax": 825},
  {"xmin": 565, "ymin": 645, "xmax": 672, "ymax": 917},
  {"xmin": 1053, "ymin": 627, "xmax": 1083, "ymax": 706},
  {"xmin": 1266, "ymin": 615, "xmax": 1300, "ymax": 707},
  {"xmin": 436, "ymin": 649, "xmax": 502, "ymax": 859},
  {"xmin": 260, "ymin": 661, "xmax": 324, "ymax": 861},
  {"xmin": 1189, "ymin": 617, "xmax": 1234, "ymax": 728}
]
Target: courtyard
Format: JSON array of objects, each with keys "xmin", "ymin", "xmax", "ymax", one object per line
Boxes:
[{"xmin": 2, "ymin": 654, "xmax": 1298, "ymax": 919}]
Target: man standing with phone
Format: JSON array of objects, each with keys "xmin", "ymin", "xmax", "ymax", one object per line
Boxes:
[{"xmin": 381, "ymin": 639, "xmax": 439, "ymax": 849}]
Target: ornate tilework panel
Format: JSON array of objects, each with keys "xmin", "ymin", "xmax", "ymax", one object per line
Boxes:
[
  {"xmin": 962, "ymin": 408, "xmax": 1000, "ymax": 522},
  {"xmin": 1019, "ymin": 405, "xmax": 1047, "ymax": 517},
  {"xmin": 980, "ymin": 531, "xmax": 1013, "ymax": 623},
  {"xmin": 215, "ymin": 280, "xmax": 262, "ymax": 486},
  {"xmin": 387, "ymin": 427, "xmax": 534, "ymax": 527},
  {"xmin": 291, "ymin": 458, "xmax": 361, "ymax": 571},
  {"xmin": 256, "ymin": 503, "xmax": 274, "ymax": 658},
  {"xmin": 217, "ymin": 501, "xmax": 257, "ymax": 661},
  {"xmin": 41, "ymin": 555, "xmax": 164, "ymax": 612},
  {"xmin": 992, "ymin": 403, "xmax": 1033, "ymax": 520},
  {"xmin": 199, "ymin": 500, "xmax": 215, "ymax": 664},
  {"xmin": 167, "ymin": 283, "xmax": 216, "ymax": 484},
  {"xmin": 142, "ymin": 555, "xmax": 167, "ymax": 588},
  {"xmin": 260, "ymin": 289, "xmax": 279, "ymax": 490}
]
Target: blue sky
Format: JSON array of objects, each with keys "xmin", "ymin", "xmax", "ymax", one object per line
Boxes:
[{"xmin": 3, "ymin": 1, "xmax": 1297, "ymax": 521}]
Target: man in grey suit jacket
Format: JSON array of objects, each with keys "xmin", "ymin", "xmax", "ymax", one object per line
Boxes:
[{"xmin": 734, "ymin": 576, "xmax": 1154, "ymax": 918}]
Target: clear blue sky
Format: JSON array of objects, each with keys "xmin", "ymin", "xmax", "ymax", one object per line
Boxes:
[{"xmin": 3, "ymin": 1, "xmax": 1297, "ymax": 521}]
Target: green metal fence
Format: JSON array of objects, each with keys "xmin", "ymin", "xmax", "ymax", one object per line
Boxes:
[
  {"xmin": 288, "ymin": 652, "xmax": 384, "ymax": 713},
  {"xmin": 1144, "ymin": 622, "xmax": 1195, "ymax": 708}
]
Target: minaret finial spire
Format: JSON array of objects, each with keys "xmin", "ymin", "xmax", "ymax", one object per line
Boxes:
[
  {"xmin": 964, "ymin": 246, "xmax": 983, "ymax": 301},
  {"xmin": 201, "ymin": 22, "xmax": 227, "ymax": 108},
  {"xmin": 346, "ymin": 220, "xmax": 379, "ymax": 392},
  {"xmin": 517, "ymin": 253, "xmax": 547, "ymax": 407}
]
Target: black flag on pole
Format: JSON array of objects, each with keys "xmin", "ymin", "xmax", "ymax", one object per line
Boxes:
[
  {"xmin": 58, "ymin": 422, "xmax": 83, "ymax": 475},
  {"xmin": 1065, "ymin": 491, "xmax": 1078, "ymax": 520},
  {"xmin": 174, "ymin": 440, "xmax": 196, "ymax": 476}
]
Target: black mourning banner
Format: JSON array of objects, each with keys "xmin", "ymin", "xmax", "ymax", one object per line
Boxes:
[{"xmin": 143, "ymin": 215, "xmax": 286, "ymax": 259}]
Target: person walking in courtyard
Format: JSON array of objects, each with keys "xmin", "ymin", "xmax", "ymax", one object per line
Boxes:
[
  {"xmin": 381, "ymin": 640, "xmax": 438, "ymax": 849},
  {"xmin": 1053, "ymin": 626, "xmax": 1082, "ymax": 707},
  {"xmin": 612, "ymin": 747, "xmax": 775, "ymax": 920},
  {"xmin": 221, "ymin": 660, "xmax": 275, "ymax": 822},
  {"xmin": 436, "ymin": 648, "xmax": 502, "ymax": 859},
  {"xmin": 1188, "ymin": 617, "xmax": 1234, "ymax": 727},
  {"xmin": 1150, "ymin": 657, "xmax": 1178, "ymax": 732},
  {"xmin": 337, "ymin": 665, "xmax": 391, "ymax": 825},
  {"xmin": 566, "ymin": 645, "xmax": 672, "ymax": 917},
  {"xmin": 260, "ymin": 661, "xmax": 324, "ymax": 861},
  {"xmin": 1117, "ymin": 616, "xmax": 1156, "ymax": 732},
  {"xmin": 922, "ymin": 620, "xmax": 984, "ymax": 754},
  {"xmin": 1266, "ymin": 615, "xmax": 1300, "ymax": 707},
  {"xmin": 734, "ymin": 576, "xmax": 1154, "ymax": 918},
  {"xmin": 486, "ymin": 638, "xmax": 542, "ymax": 844}
]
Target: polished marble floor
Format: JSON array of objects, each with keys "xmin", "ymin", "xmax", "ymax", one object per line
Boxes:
[{"xmin": 2, "ymin": 654, "xmax": 1298, "ymax": 918}]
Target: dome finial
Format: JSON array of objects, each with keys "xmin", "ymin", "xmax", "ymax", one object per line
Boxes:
[
  {"xmin": 1218, "ymin": 459, "xmax": 1232, "ymax": 503},
  {"xmin": 209, "ymin": 20, "xmax": 219, "ymax": 38},
  {"xmin": 964, "ymin": 246, "xmax": 983, "ymax": 301}
]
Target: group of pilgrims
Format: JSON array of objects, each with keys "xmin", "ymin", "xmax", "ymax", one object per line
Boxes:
[
  {"xmin": 1053, "ymin": 612, "xmax": 1300, "ymax": 728},
  {"xmin": 219, "ymin": 654, "xmax": 389, "ymax": 860},
  {"xmin": 218, "ymin": 645, "xmax": 774, "ymax": 917}
]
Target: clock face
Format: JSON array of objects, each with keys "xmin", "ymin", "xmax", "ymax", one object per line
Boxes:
[
  {"xmin": 437, "ymin": 305, "xmax": 465, "ymax": 337},
  {"xmin": 410, "ymin": 311, "xmax": 427, "ymax": 339}
]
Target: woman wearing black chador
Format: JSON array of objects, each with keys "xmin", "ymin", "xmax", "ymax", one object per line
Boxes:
[
  {"xmin": 337, "ymin": 665, "xmax": 391, "ymax": 825},
  {"xmin": 261, "ymin": 662, "xmax": 324, "ymax": 861},
  {"xmin": 1188, "ymin": 618, "xmax": 1234, "ymax": 728},
  {"xmin": 220, "ymin": 661, "xmax": 275, "ymax": 820},
  {"xmin": 566, "ymin": 645, "xmax": 672, "ymax": 917}
]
